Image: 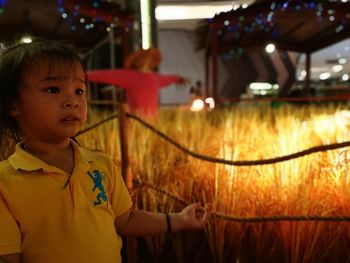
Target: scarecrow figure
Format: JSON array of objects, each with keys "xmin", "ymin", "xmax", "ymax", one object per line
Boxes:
[{"xmin": 87, "ymin": 48, "xmax": 186, "ymax": 119}]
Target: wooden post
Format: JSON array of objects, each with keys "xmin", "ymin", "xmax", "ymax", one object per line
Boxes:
[
  {"xmin": 117, "ymin": 90, "xmax": 132, "ymax": 190},
  {"xmin": 109, "ymin": 22, "xmax": 130, "ymax": 187},
  {"xmin": 117, "ymin": 89, "xmax": 138, "ymax": 263},
  {"xmin": 119, "ymin": 3, "xmax": 137, "ymax": 263}
]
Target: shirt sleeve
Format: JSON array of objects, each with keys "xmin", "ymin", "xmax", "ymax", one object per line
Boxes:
[
  {"xmin": 108, "ymin": 164, "xmax": 132, "ymax": 218},
  {"xmin": 0, "ymin": 193, "xmax": 21, "ymax": 255},
  {"xmin": 156, "ymin": 74, "xmax": 180, "ymax": 88}
]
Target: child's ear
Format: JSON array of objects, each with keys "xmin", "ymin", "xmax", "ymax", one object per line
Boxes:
[{"xmin": 7, "ymin": 102, "xmax": 20, "ymax": 117}]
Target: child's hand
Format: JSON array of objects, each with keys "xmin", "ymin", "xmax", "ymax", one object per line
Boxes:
[{"xmin": 178, "ymin": 203, "xmax": 212, "ymax": 230}]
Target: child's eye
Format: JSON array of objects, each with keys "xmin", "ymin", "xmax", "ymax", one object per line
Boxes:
[
  {"xmin": 75, "ymin": 88, "xmax": 85, "ymax": 95},
  {"xmin": 45, "ymin": 87, "xmax": 60, "ymax": 94}
]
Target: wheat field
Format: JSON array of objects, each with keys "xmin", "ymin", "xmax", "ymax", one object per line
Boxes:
[{"xmin": 78, "ymin": 102, "xmax": 350, "ymax": 263}]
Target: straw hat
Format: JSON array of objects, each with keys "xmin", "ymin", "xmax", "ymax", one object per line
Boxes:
[{"xmin": 124, "ymin": 47, "xmax": 161, "ymax": 71}]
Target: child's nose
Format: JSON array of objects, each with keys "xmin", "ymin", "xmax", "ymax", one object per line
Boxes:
[
  {"xmin": 64, "ymin": 97, "xmax": 80, "ymax": 108},
  {"xmin": 64, "ymin": 101, "xmax": 79, "ymax": 108}
]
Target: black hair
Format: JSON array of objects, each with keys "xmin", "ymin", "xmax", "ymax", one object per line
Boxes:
[{"xmin": 0, "ymin": 39, "xmax": 84, "ymax": 159}]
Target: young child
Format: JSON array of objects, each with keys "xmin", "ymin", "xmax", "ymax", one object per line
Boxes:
[{"xmin": 0, "ymin": 40, "xmax": 211, "ymax": 263}]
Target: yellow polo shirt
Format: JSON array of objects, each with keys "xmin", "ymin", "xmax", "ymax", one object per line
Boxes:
[{"xmin": 0, "ymin": 141, "xmax": 132, "ymax": 263}]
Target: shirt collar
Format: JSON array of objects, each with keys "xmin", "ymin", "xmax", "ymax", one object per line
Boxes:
[{"xmin": 8, "ymin": 139, "xmax": 95, "ymax": 173}]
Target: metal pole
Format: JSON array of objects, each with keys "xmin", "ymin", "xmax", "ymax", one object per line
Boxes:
[
  {"xmin": 304, "ymin": 52, "xmax": 311, "ymax": 96},
  {"xmin": 205, "ymin": 50, "xmax": 210, "ymax": 98},
  {"xmin": 109, "ymin": 28, "xmax": 116, "ymax": 69},
  {"xmin": 149, "ymin": 0, "xmax": 158, "ymax": 48},
  {"xmin": 211, "ymin": 32, "xmax": 218, "ymax": 101}
]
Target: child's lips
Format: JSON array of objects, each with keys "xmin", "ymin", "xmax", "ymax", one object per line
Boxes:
[{"xmin": 61, "ymin": 115, "xmax": 80, "ymax": 122}]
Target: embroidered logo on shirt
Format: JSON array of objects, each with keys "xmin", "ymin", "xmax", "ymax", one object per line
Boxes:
[{"xmin": 87, "ymin": 170, "xmax": 108, "ymax": 206}]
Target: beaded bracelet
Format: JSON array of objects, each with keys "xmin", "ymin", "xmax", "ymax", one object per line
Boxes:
[{"xmin": 166, "ymin": 213, "xmax": 172, "ymax": 234}]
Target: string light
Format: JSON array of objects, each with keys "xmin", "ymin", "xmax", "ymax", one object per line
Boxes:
[
  {"xmin": 0, "ymin": 0, "xmax": 8, "ymax": 15},
  {"xmin": 210, "ymin": 0, "xmax": 350, "ymax": 59},
  {"xmin": 212, "ymin": 1, "xmax": 349, "ymax": 37},
  {"xmin": 265, "ymin": 43, "xmax": 276, "ymax": 53},
  {"xmin": 55, "ymin": 0, "xmax": 124, "ymax": 32},
  {"xmin": 20, "ymin": 36, "xmax": 33, "ymax": 44}
]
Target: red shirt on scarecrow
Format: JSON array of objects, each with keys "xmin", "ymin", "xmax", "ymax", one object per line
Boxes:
[{"xmin": 87, "ymin": 48, "xmax": 185, "ymax": 118}]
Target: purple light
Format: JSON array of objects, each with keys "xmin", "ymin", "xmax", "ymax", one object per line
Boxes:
[{"xmin": 282, "ymin": 2, "xmax": 289, "ymax": 9}]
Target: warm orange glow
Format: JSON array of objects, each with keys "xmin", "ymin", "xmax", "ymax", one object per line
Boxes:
[{"xmin": 79, "ymin": 103, "xmax": 350, "ymax": 262}]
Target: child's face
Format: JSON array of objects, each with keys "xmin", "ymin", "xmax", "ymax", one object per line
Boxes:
[{"xmin": 10, "ymin": 58, "xmax": 87, "ymax": 143}]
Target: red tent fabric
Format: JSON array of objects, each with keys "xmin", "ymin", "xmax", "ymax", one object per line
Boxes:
[{"xmin": 86, "ymin": 69, "xmax": 181, "ymax": 117}]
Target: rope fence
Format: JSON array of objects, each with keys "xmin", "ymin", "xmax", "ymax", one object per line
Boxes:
[
  {"xmin": 127, "ymin": 113, "xmax": 350, "ymax": 166},
  {"xmin": 134, "ymin": 178, "xmax": 350, "ymax": 222},
  {"xmin": 77, "ymin": 111, "xmax": 350, "ymax": 223},
  {"xmin": 78, "ymin": 112, "xmax": 350, "ymax": 166},
  {"xmin": 76, "ymin": 113, "xmax": 119, "ymax": 136}
]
